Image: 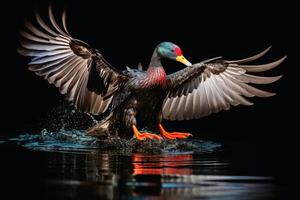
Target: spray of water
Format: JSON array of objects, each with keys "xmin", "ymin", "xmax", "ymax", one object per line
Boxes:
[{"xmin": 6, "ymin": 100, "xmax": 221, "ymax": 154}]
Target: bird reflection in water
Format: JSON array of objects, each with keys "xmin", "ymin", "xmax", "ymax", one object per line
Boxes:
[
  {"xmin": 46, "ymin": 152, "xmax": 194, "ymax": 198},
  {"xmin": 45, "ymin": 152, "xmax": 275, "ymax": 199},
  {"xmin": 130, "ymin": 153, "xmax": 194, "ymax": 197},
  {"xmin": 132, "ymin": 153, "xmax": 193, "ymax": 175}
]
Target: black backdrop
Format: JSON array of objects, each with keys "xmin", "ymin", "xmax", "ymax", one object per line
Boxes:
[{"xmin": 0, "ymin": 0, "xmax": 297, "ymax": 185}]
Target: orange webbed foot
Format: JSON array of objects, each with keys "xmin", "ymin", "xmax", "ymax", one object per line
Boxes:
[
  {"xmin": 132, "ymin": 125, "xmax": 162, "ymax": 141},
  {"xmin": 158, "ymin": 124, "xmax": 192, "ymax": 140}
]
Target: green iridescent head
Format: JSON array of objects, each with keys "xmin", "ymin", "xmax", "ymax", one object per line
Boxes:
[{"xmin": 157, "ymin": 42, "xmax": 192, "ymax": 66}]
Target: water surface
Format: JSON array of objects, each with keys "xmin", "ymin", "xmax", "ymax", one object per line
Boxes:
[{"xmin": 0, "ymin": 129, "xmax": 284, "ymax": 200}]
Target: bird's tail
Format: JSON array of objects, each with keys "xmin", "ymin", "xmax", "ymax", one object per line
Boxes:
[{"xmin": 86, "ymin": 113, "xmax": 113, "ymax": 136}]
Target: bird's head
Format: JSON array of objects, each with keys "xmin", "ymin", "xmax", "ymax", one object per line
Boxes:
[{"xmin": 156, "ymin": 42, "xmax": 192, "ymax": 67}]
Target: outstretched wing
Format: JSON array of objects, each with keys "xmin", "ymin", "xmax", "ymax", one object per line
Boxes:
[
  {"xmin": 18, "ymin": 5, "xmax": 128, "ymax": 115},
  {"xmin": 163, "ymin": 47, "xmax": 285, "ymax": 120}
]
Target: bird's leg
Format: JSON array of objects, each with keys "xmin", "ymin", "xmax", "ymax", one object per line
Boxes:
[
  {"xmin": 132, "ymin": 125, "xmax": 162, "ymax": 140},
  {"xmin": 158, "ymin": 124, "xmax": 192, "ymax": 140}
]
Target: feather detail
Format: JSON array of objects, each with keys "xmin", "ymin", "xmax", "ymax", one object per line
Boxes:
[
  {"xmin": 140, "ymin": 67, "xmax": 167, "ymax": 88},
  {"xmin": 163, "ymin": 47, "xmax": 284, "ymax": 120}
]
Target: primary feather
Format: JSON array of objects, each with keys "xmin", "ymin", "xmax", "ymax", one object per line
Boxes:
[
  {"xmin": 18, "ymin": 4, "xmax": 128, "ymax": 115},
  {"xmin": 163, "ymin": 48, "xmax": 285, "ymax": 120}
]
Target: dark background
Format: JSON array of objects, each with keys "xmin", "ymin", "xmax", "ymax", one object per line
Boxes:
[{"xmin": 0, "ymin": 0, "xmax": 297, "ymax": 195}]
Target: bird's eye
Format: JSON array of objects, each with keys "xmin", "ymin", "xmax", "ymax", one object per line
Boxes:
[{"xmin": 171, "ymin": 49, "xmax": 175, "ymax": 52}]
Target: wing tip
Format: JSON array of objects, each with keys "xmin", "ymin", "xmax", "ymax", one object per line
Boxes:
[
  {"xmin": 274, "ymin": 75, "xmax": 283, "ymax": 82},
  {"xmin": 240, "ymin": 56, "xmax": 286, "ymax": 72},
  {"xmin": 281, "ymin": 55, "xmax": 288, "ymax": 61},
  {"xmin": 228, "ymin": 46, "xmax": 273, "ymax": 64},
  {"xmin": 16, "ymin": 46, "xmax": 25, "ymax": 56},
  {"xmin": 265, "ymin": 45, "xmax": 272, "ymax": 52},
  {"xmin": 260, "ymin": 91, "xmax": 277, "ymax": 98},
  {"xmin": 270, "ymin": 92, "xmax": 277, "ymax": 97}
]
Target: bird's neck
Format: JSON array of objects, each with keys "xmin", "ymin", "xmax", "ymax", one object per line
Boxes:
[
  {"xmin": 141, "ymin": 51, "xmax": 167, "ymax": 88},
  {"xmin": 149, "ymin": 50, "xmax": 162, "ymax": 67}
]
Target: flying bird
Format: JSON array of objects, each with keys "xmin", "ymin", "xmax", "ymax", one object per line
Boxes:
[{"xmin": 18, "ymin": 5, "xmax": 285, "ymax": 140}]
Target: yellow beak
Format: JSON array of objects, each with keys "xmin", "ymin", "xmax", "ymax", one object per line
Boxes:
[{"xmin": 176, "ymin": 55, "xmax": 192, "ymax": 67}]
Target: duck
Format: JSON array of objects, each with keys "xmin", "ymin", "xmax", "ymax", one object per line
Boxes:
[{"xmin": 18, "ymin": 5, "xmax": 285, "ymax": 140}]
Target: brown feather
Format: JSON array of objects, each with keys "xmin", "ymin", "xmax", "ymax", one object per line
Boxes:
[{"xmin": 163, "ymin": 48, "xmax": 284, "ymax": 120}]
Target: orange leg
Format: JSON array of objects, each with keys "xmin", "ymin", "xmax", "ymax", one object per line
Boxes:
[
  {"xmin": 132, "ymin": 125, "xmax": 162, "ymax": 140},
  {"xmin": 158, "ymin": 124, "xmax": 192, "ymax": 140}
]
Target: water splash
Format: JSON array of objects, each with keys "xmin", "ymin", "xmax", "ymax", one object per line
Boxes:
[
  {"xmin": 5, "ymin": 100, "xmax": 221, "ymax": 154},
  {"xmin": 9, "ymin": 128, "xmax": 98, "ymax": 153},
  {"xmin": 9, "ymin": 128, "xmax": 221, "ymax": 154},
  {"xmin": 35, "ymin": 100, "xmax": 98, "ymax": 132}
]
